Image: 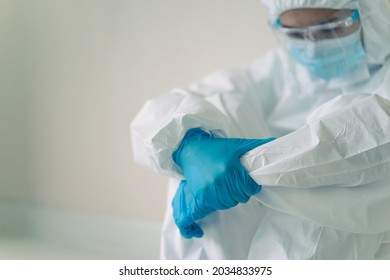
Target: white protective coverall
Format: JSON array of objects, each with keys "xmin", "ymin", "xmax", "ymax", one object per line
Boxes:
[{"xmin": 131, "ymin": 0, "xmax": 390, "ymax": 259}]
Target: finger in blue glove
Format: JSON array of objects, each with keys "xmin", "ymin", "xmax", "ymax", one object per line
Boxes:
[{"xmin": 172, "ymin": 180, "xmax": 204, "ymax": 239}]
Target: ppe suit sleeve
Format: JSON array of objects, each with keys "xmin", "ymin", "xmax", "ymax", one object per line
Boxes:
[
  {"xmin": 241, "ymin": 93, "xmax": 390, "ymax": 234},
  {"xmin": 131, "ymin": 65, "xmax": 273, "ymax": 178},
  {"xmin": 242, "ymin": 93, "xmax": 390, "ymax": 188}
]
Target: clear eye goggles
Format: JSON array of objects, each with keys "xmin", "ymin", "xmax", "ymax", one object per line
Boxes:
[{"xmin": 271, "ymin": 9, "xmax": 361, "ymax": 41}]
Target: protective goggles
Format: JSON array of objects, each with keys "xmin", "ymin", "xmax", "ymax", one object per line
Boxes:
[{"xmin": 271, "ymin": 8, "xmax": 361, "ymax": 41}]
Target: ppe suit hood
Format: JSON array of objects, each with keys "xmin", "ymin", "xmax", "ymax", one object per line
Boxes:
[{"xmin": 260, "ymin": 0, "xmax": 390, "ymax": 65}]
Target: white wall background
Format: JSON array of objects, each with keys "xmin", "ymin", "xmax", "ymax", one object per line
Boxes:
[{"xmin": 0, "ymin": 0, "xmax": 277, "ymax": 224}]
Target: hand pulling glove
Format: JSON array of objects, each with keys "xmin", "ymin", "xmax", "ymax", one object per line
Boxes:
[{"xmin": 172, "ymin": 128, "xmax": 275, "ymax": 238}]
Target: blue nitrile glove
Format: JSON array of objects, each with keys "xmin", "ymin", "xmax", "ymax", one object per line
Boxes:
[{"xmin": 172, "ymin": 128, "xmax": 275, "ymax": 239}]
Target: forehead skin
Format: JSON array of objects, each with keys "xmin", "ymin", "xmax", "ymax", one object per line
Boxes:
[{"xmin": 280, "ymin": 8, "xmax": 339, "ymax": 28}]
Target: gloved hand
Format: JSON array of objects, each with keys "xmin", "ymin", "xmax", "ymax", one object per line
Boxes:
[{"xmin": 172, "ymin": 128, "xmax": 275, "ymax": 239}]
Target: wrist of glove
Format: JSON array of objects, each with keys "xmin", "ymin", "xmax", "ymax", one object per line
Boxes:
[{"xmin": 171, "ymin": 128, "xmax": 275, "ymax": 239}]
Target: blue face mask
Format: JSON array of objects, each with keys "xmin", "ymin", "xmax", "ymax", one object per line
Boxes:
[{"xmin": 288, "ymin": 30, "xmax": 366, "ymax": 80}]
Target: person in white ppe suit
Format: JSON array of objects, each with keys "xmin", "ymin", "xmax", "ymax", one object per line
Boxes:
[{"xmin": 131, "ymin": 0, "xmax": 390, "ymax": 259}]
